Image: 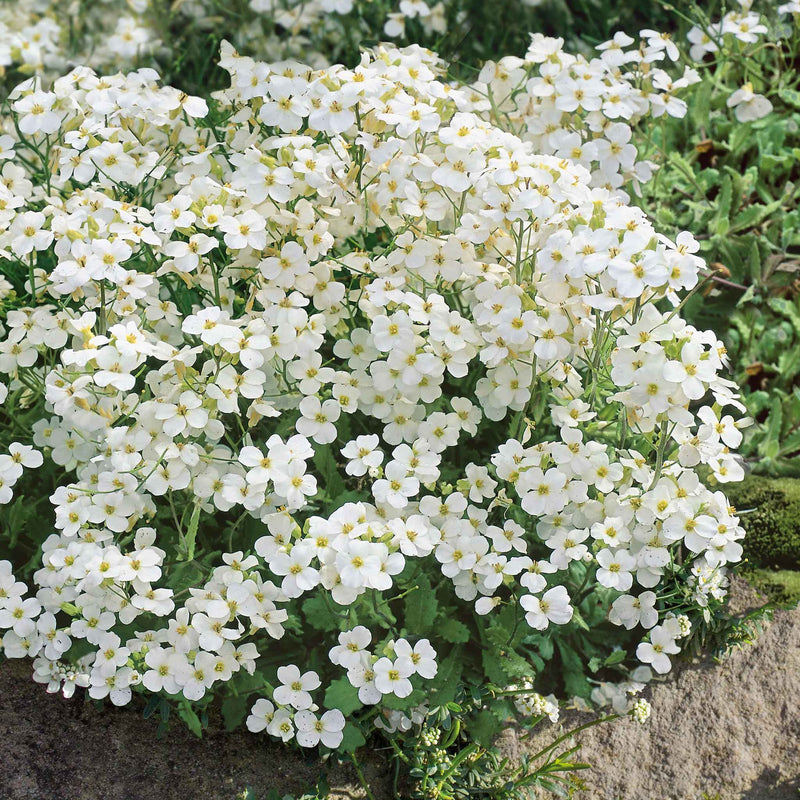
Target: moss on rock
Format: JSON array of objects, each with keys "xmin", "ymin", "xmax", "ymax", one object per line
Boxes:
[
  {"xmin": 725, "ymin": 476, "xmax": 800, "ymax": 570},
  {"xmin": 745, "ymin": 569, "xmax": 800, "ymax": 608}
]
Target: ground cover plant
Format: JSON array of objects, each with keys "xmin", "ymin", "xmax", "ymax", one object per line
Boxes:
[
  {"xmin": 1, "ymin": 2, "xmax": 795, "ymax": 799},
  {"xmin": 0, "ymin": 0, "xmax": 676, "ymax": 95},
  {"xmin": 633, "ymin": 0, "xmax": 800, "ymax": 477}
]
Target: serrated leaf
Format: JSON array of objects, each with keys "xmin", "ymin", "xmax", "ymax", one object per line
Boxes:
[
  {"xmin": 485, "ymin": 625, "xmax": 537, "ymax": 679},
  {"xmin": 403, "ymin": 577, "xmax": 437, "ymax": 633},
  {"xmin": 302, "ymin": 594, "xmax": 344, "ymax": 632},
  {"xmin": 437, "ymin": 617, "xmax": 470, "ymax": 643},
  {"xmin": 181, "ymin": 503, "xmax": 201, "ymax": 561},
  {"xmin": 730, "ymin": 199, "xmax": 782, "ymax": 234},
  {"xmin": 429, "ymin": 647, "xmax": 463, "ymax": 706},
  {"xmin": 324, "ymin": 677, "xmax": 363, "ymax": 715},
  {"xmin": 729, "ymin": 124, "xmax": 753, "ymax": 158}
]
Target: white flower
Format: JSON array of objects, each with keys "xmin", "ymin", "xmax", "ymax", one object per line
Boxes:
[
  {"xmin": 246, "ymin": 698, "xmax": 276, "ymax": 733},
  {"xmin": 273, "ymin": 664, "xmax": 320, "ymax": 710},
  {"xmin": 329, "ymin": 626, "xmax": 372, "ymax": 669},
  {"xmin": 373, "ymin": 656, "xmax": 414, "ymax": 698},
  {"xmin": 394, "ymin": 637, "xmax": 438, "ymax": 679},
  {"xmin": 520, "ymin": 586, "xmax": 573, "ymax": 630},
  {"xmin": 727, "ymin": 83, "xmax": 773, "ymax": 122},
  {"xmin": 636, "ymin": 624, "xmax": 681, "ymax": 673},
  {"xmin": 294, "ymin": 708, "xmax": 346, "ymax": 748}
]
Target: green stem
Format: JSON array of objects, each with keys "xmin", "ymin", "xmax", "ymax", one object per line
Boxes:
[{"xmin": 350, "ymin": 753, "xmax": 376, "ymax": 800}]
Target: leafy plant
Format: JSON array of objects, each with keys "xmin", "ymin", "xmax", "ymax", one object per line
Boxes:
[{"xmin": 637, "ymin": 0, "xmax": 800, "ymax": 474}]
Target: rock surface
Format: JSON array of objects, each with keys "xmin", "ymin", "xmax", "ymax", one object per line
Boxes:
[
  {"xmin": 1, "ymin": 578, "xmax": 797, "ymax": 800},
  {"xmin": 505, "ymin": 578, "xmax": 800, "ymax": 800}
]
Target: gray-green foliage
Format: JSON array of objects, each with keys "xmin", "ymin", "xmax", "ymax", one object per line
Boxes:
[{"xmin": 639, "ymin": 2, "xmax": 800, "ymax": 474}]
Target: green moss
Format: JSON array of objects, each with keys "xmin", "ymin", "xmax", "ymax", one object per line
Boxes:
[
  {"xmin": 745, "ymin": 569, "xmax": 800, "ymax": 608},
  {"xmin": 725, "ymin": 476, "xmax": 800, "ymax": 570}
]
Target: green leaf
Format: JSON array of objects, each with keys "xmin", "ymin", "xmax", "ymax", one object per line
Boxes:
[
  {"xmin": 748, "ymin": 237, "xmax": 762, "ymax": 284},
  {"xmin": 691, "ymin": 79, "xmax": 712, "ymax": 128},
  {"xmin": 403, "ymin": 577, "xmax": 437, "ymax": 633},
  {"xmin": 221, "ymin": 693, "xmax": 250, "ymax": 732},
  {"xmin": 313, "ymin": 445, "xmax": 345, "ymax": 499},
  {"xmin": 761, "ymin": 404, "xmax": 783, "ymax": 461},
  {"xmin": 779, "ymin": 87, "xmax": 800, "ymax": 109},
  {"xmin": 437, "ymin": 617, "xmax": 470, "ymax": 643},
  {"xmin": 556, "ymin": 639, "xmax": 591, "ymax": 699},
  {"xmin": 177, "ymin": 699, "xmax": 203, "ymax": 738},
  {"xmin": 181, "ymin": 503, "xmax": 202, "ymax": 561},
  {"xmin": 527, "ymin": 633, "xmax": 554, "ymax": 661},
  {"xmin": 604, "ymin": 649, "xmax": 627, "ymax": 666},
  {"xmin": 729, "ymin": 124, "xmax": 754, "ymax": 158},
  {"xmin": 485, "ymin": 624, "xmax": 536, "ymax": 680},
  {"xmin": 570, "ymin": 607, "xmax": 591, "ymax": 632},
  {"xmin": 429, "ymin": 647, "xmax": 464, "ymax": 707},
  {"xmin": 768, "ymin": 297, "xmax": 800, "ymax": 336},
  {"xmin": 730, "ymin": 199, "xmax": 782, "ymax": 234},
  {"xmin": 470, "ymin": 708, "xmax": 506, "ymax": 746},
  {"xmin": 302, "ymin": 595, "xmax": 344, "ymax": 632},
  {"xmin": 779, "ymin": 429, "xmax": 800, "ymax": 458},
  {"xmin": 714, "ymin": 176, "xmax": 732, "ymax": 236},
  {"xmin": 338, "ymin": 722, "xmax": 366, "ymax": 753},
  {"xmin": 324, "ymin": 677, "xmax": 363, "ymax": 715},
  {"xmin": 482, "ymin": 646, "xmax": 507, "ymax": 685}
]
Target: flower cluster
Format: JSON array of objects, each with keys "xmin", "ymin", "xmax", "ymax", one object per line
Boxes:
[
  {"xmin": 330, "ymin": 627, "xmax": 437, "ymax": 701},
  {"xmin": 686, "ymin": 0, "xmax": 788, "ymax": 122},
  {"xmin": 0, "ymin": 32, "xmax": 747, "ymax": 749},
  {"xmin": 246, "ymin": 664, "xmax": 346, "ymax": 748},
  {"xmin": 0, "ymin": 0, "xmax": 160, "ymax": 87},
  {"xmin": 0, "ymin": 0, "xmax": 488, "ymax": 93},
  {"xmin": 469, "ymin": 29, "xmax": 696, "ymax": 200}
]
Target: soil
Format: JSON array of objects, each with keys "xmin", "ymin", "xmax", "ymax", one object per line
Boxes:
[
  {"xmin": 0, "ymin": 658, "xmax": 391, "ymax": 800},
  {"xmin": 1, "ymin": 577, "xmax": 798, "ymax": 800}
]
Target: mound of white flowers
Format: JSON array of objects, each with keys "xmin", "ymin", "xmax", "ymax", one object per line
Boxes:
[{"xmin": 0, "ymin": 36, "xmax": 748, "ymax": 749}]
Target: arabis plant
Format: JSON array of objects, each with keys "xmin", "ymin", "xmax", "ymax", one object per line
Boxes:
[{"xmin": 0, "ymin": 33, "xmax": 747, "ymax": 752}]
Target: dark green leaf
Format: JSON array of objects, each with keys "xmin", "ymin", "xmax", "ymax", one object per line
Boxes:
[
  {"xmin": 429, "ymin": 647, "xmax": 464, "ymax": 706},
  {"xmin": 437, "ymin": 617, "xmax": 470, "ymax": 643},
  {"xmin": 403, "ymin": 577, "xmax": 437, "ymax": 633},
  {"xmin": 324, "ymin": 677, "xmax": 363, "ymax": 715},
  {"xmin": 313, "ymin": 445, "xmax": 346, "ymax": 499},
  {"xmin": 338, "ymin": 722, "xmax": 366, "ymax": 753}
]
